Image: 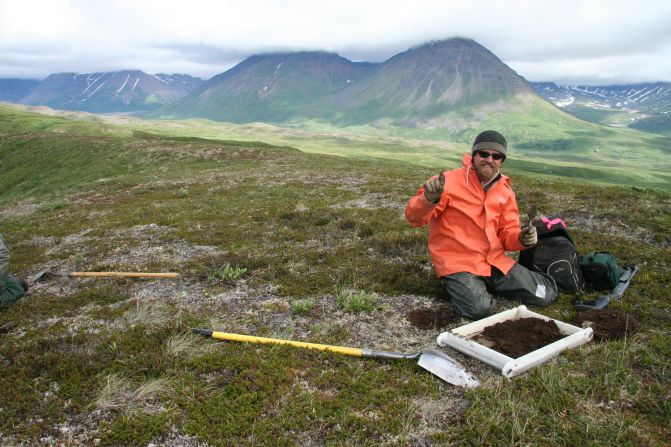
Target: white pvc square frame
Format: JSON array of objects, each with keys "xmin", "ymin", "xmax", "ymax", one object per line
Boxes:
[{"xmin": 437, "ymin": 305, "xmax": 593, "ymax": 378}]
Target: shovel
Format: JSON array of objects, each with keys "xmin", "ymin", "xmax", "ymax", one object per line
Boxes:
[
  {"xmin": 33, "ymin": 270, "xmax": 180, "ymax": 282},
  {"xmin": 192, "ymin": 328, "xmax": 479, "ymax": 388}
]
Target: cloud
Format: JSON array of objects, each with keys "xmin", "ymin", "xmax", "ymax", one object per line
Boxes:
[
  {"xmin": 511, "ymin": 52, "xmax": 671, "ymax": 85},
  {"xmin": 0, "ymin": 0, "xmax": 670, "ymax": 84}
]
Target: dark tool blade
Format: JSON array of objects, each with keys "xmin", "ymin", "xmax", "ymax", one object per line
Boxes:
[{"xmin": 528, "ymin": 205, "xmax": 538, "ymax": 224}]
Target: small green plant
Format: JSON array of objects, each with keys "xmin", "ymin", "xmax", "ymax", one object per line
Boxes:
[
  {"xmin": 335, "ymin": 288, "xmax": 380, "ymax": 313},
  {"xmin": 177, "ymin": 186, "xmax": 189, "ymax": 197},
  {"xmin": 310, "ymin": 322, "xmax": 326, "ymax": 335},
  {"xmin": 38, "ymin": 200, "xmax": 68, "ymax": 212},
  {"xmin": 207, "ymin": 263, "xmax": 247, "ymax": 282},
  {"xmin": 72, "ymin": 252, "xmax": 85, "ymax": 267},
  {"xmin": 290, "ymin": 299, "xmax": 313, "ymax": 315}
]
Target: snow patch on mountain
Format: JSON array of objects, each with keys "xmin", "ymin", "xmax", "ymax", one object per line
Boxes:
[
  {"xmin": 533, "ymin": 82, "xmax": 671, "ymax": 115},
  {"xmin": 116, "ymin": 74, "xmax": 130, "ymax": 94}
]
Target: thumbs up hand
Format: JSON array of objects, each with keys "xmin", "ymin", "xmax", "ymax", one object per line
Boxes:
[
  {"xmin": 423, "ymin": 171, "xmax": 445, "ymax": 203},
  {"xmin": 519, "ymin": 224, "xmax": 538, "ymax": 247}
]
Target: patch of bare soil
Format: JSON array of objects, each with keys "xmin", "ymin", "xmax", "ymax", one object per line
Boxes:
[
  {"xmin": 478, "ymin": 317, "xmax": 565, "ymax": 358},
  {"xmin": 70, "ymin": 192, "xmax": 120, "ymax": 205},
  {"xmin": 406, "ymin": 303, "xmax": 461, "ymax": 330},
  {"xmin": 573, "ymin": 309, "xmax": 639, "ymax": 341},
  {"xmin": 0, "ymin": 203, "xmax": 39, "ymax": 218}
]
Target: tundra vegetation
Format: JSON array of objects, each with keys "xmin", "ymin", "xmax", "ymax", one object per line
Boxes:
[{"xmin": 0, "ymin": 103, "xmax": 670, "ymax": 445}]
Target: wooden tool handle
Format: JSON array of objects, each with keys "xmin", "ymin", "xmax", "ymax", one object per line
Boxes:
[{"xmin": 70, "ymin": 272, "xmax": 180, "ymax": 278}]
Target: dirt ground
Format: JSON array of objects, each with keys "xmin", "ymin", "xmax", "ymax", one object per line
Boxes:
[
  {"xmin": 573, "ymin": 308, "xmax": 639, "ymax": 341},
  {"xmin": 477, "ymin": 317, "xmax": 565, "ymax": 358},
  {"xmin": 406, "ymin": 303, "xmax": 461, "ymax": 330}
]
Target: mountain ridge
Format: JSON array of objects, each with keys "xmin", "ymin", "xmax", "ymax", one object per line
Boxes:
[
  {"xmin": 155, "ymin": 37, "xmax": 539, "ymax": 126},
  {"xmin": 533, "ymin": 81, "xmax": 671, "ymax": 135},
  {"xmin": 18, "ymin": 70, "xmax": 203, "ymax": 113},
  {"xmin": 162, "ymin": 51, "xmax": 376, "ymax": 122},
  {"xmin": 2, "ymin": 38, "xmax": 670, "ymax": 136},
  {"xmin": 328, "ymin": 38, "xmax": 535, "ymax": 125}
]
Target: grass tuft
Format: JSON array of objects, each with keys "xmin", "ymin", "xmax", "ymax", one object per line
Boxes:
[
  {"xmin": 165, "ymin": 333, "xmax": 215, "ymax": 358},
  {"xmin": 335, "ymin": 288, "xmax": 381, "ymax": 313},
  {"xmin": 207, "ymin": 263, "xmax": 247, "ymax": 282},
  {"xmin": 94, "ymin": 373, "xmax": 173, "ymax": 418},
  {"xmin": 123, "ymin": 301, "xmax": 174, "ymax": 329},
  {"xmin": 290, "ymin": 299, "xmax": 313, "ymax": 315}
]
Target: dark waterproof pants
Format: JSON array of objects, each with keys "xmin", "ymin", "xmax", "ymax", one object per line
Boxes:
[
  {"xmin": 440, "ymin": 263, "xmax": 558, "ymax": 319},
  {"xmin": 0, "ymin": 275, "xmax": 26, "ymax": 308}
]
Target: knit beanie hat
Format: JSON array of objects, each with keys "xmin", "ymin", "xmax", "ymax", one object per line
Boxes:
[{"xmin": 471, "ymin": 130, "xmax": 507, "ymax": 158}]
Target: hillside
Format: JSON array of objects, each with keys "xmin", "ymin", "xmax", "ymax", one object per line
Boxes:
[
  {"xmin": 111, "ymin": 105, "xmax": 671, "ymax": 192},
  {"xmin": 19, "ymin": 71, "xmax": 204, "ymax": 113},
  {"xmin": 1, "ymin": 104, "xmax": 670, "ymax": 446}
]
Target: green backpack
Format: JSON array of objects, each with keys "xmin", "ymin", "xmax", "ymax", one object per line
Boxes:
[{"xmin": 579, "ymin": 251, "xmax": 622, "ymax": 291}]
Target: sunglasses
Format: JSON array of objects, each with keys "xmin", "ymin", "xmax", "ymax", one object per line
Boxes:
[{"xmin": 475, "ymin": 150, "xmax": 505, "ymax": 161}]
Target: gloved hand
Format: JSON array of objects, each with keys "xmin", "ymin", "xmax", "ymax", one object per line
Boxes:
[
  {"xmin": 519, "ymin": 224, "xmax": 538, "ymax": 247},
  {"xmin": 423, "ymin": 172, "xmax": 445, "ymax": 203}
]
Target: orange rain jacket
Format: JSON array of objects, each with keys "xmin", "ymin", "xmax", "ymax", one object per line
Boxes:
[{"xmin": 405, "ymin": 153, "xmax": 526, "ymax": 278}]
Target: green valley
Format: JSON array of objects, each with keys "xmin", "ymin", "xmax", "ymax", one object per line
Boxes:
[{"xmin": 112, "ymin": 96, "xmax": 671, "ymax": 192}]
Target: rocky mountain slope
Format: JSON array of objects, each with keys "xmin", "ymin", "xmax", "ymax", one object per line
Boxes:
[
  {"xmin": 329, "ymin": 38, "xmax": 535, "ymax": 125},
  {"xmin": 159, "ymin": 51, "xmax": 375, "ymax": 122},
  {"xmin": 18, "ymin": 71, "xmax": 203, "ymax": 113}
]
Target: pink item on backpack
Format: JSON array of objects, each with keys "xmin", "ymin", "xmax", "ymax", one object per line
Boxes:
[{"xmin": 541, "ymin": 216, "xmax": 566, "ymax": 231}]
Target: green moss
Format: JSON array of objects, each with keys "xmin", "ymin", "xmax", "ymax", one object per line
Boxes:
[{"xmin": 100, "ymin": 413, "xmax": 171, "ymax": 446}]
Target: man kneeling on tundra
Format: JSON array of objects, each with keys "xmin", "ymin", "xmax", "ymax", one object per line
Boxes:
[{"xmin": 405, "ymin": 130, "xmax": 557, "ymax": 319}]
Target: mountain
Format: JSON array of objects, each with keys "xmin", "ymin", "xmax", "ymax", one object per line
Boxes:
[
  {"xmin": 155, "ymin": 38, "xmax": 537, "ymax": 125},
  {"xmin": 533, "ymin": 82, "xmax": 671, "ymax": 115},
  {"xmin": 0, "ymin": 78, "xmax": 40, "ymax": 103},
  {"xmin": 158, "ymin": 51, "xmax": 375, "ymax": 122},
  {"xmin": 19, "ymin": 71, "xmax": 204, "ymax": 113},
  {"xmin": 533, "ymin": 82, "xmax": 671, "ymax": 135},
  {"xmin": 330, "ymin": 38, "xmax": 535, "ymax": 125}
]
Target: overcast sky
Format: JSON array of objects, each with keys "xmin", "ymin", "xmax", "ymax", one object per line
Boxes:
[{"xmin": 1, "ymin": 0, "xmax": 670, "ymax": 85}]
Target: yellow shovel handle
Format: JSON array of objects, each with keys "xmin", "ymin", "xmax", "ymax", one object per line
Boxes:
[
  {"xmin": 205, "ymin": 330, "xmax": 364, "ymax": 357},
  {"xmin": 70, "ymin": 272, "xmax": 180, "ymax": 278}
]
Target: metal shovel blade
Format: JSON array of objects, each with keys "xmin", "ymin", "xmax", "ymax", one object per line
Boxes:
[
  {"xmin": 33, "ymin": 270, "xmax": 62, "ymax": 282},
  {"xmin": 417, "ymin": 348, "xmax": 479, "ymax": 388}
]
